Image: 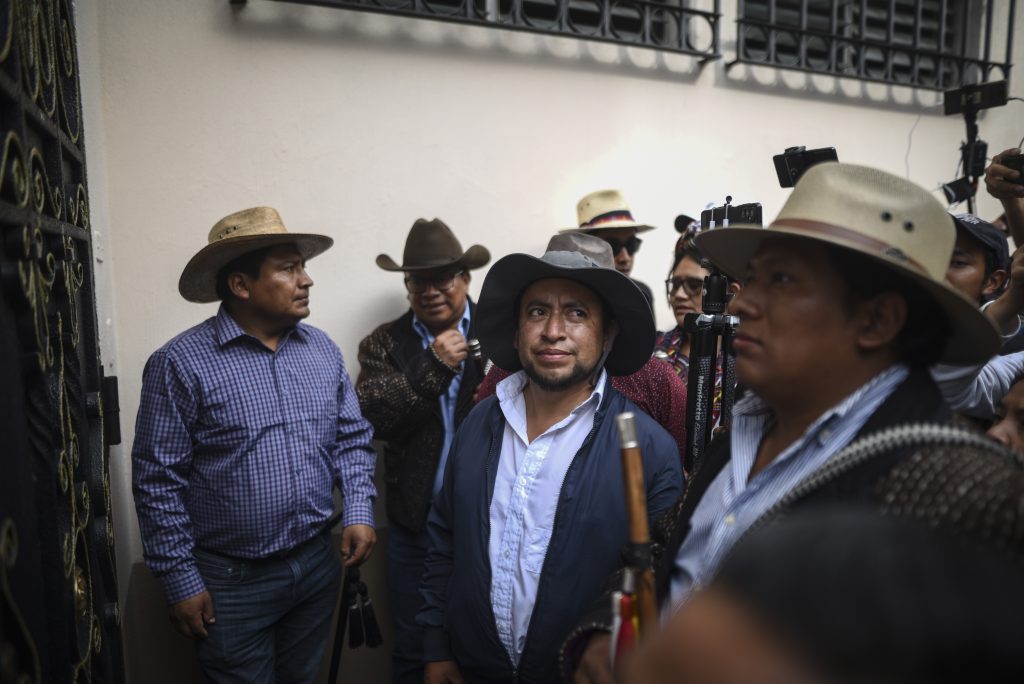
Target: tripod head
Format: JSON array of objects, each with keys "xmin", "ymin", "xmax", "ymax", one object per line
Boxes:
[{"xmin": 943, "ymin": 80, "xmax": 1008, "ymax": 212}]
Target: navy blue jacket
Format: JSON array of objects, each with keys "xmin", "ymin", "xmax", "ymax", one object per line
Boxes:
[{"xmin": 418, "ymin": 385, "xmax": 683, "ymax": 683}]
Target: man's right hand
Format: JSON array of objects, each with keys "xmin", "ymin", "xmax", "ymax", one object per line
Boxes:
[
  {"xmin": 985, "ymin": 148, "xmax": 1024, "ymax": 201},
  {"xmin": 169, "ymin": 590, "xmax": 215, "ymax": 639},
  {"xmin": 574, "ymin": 633, "xmax": 615, "ymax": 684},
  {"xmin": 432, "ymin": 330, "xmax": 468, "ymax": 368},
  {"xmin": 424, "ymin": 660, "xmax": 464, "ymax": 683}
]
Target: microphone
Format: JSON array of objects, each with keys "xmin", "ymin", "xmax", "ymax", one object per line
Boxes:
[{"xmin": 467, "ymin": 338, "xmax": 487, "ymax": 376}]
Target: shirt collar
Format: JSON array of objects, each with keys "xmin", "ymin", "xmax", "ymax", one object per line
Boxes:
[
  {"xmin": 411, "ymin": 300, "xmax": 472, "ymax": 343},
  {"xmin": 496, "ymin": 368, "xmax": 608, "ymax": 412},
  {"xmin": 733, "ymin": 363, "xmax": 910, "ymax": 434},
  {"xmin": 214, "ymin": 305, "xmax": 306, "ymax": 348}
]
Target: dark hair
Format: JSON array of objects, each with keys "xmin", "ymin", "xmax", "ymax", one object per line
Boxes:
[
  {"xmin": 669, "ymin": 237, "xmax": 704, "ymax": 276},
  {"xmin": 215, "ymin": 246, "xmax": 275, "ymax": 301},
  {"xmin": 824, "ymin": 245, "xmax": 950, "ymax": 367},
  {"xmin": 715, "ymin": 506, "xmax": 1024, "ymax": 684}
]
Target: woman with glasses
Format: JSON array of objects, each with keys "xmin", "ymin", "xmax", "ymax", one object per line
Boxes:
[{"xmin": 656, "ymin": 239, "xmax": 725, "ymax": 425}]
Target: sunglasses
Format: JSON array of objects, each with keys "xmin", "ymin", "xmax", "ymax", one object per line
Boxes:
[
  {"xmin": 602, "ymin": 236, "xmax": 643, "ymax": 256},
  {"xmin": 665, "ymin": 276, "xmax": 705, "ymax": 298}
]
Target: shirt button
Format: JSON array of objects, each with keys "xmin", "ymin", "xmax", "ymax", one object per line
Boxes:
[
  {"xmin": 724, "ymin": 514, "xmax": 736, "ymax": 526},
  {"xmin": 820, "ymin": 428, "xmax": 832, "ymax": 440},
  {"xmin": 504, "ymin": 549, "xmax": 511, "ymax": 558}
]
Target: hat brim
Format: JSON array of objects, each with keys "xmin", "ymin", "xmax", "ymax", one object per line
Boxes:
[
  {"xmin": 476, "ymin": 254, "xmax": 655, "ymax": 376},
  {"xmin": 179, "ymin": 233, "xmax": 334, "ymax": 303},
  {"xmin": 559, "ymin": 222, "xmax": 656, "ymax": 234},
  {"xmin": 694, "ymin": 224, "xmax": 1000, "ymax": 365},
  {"xmin": 375, "ymin": 244, "xmax": 491, "ymax": 272}
]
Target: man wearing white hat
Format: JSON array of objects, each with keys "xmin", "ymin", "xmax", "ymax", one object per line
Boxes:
[
  {"xmin": 132, "ymin": 207, "xmax": 377, "ymax": 683},
  {"xmin": 567, "ymin": 163, "xmax": 1002, "ymax": 682},
  {"xmin": 566, "ymin": 189, "xmax": 657, "ymax": 306}
]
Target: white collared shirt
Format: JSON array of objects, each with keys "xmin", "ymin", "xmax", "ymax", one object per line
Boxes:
[{"xmin": 489, "ymin": 369, "xmax": 607, "ymax": 665}]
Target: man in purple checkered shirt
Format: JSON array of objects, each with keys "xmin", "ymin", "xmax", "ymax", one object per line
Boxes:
[{"xmin": 132, "ymin": 207, "xmax": 377, "ymax": 683}]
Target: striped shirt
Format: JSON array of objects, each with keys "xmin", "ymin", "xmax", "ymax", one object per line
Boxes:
[
  {"xmin": 132, "ymin": 306, "xmax": 377, "ymax": 604},
  {"xmin": 667, "ymin": 364, "xmax": 909, "ymax": 614}
]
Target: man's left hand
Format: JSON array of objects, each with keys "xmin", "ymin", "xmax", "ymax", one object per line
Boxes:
[{"xmin": 339, "ymin": 524, "xmax": 376, "ymax": 566}]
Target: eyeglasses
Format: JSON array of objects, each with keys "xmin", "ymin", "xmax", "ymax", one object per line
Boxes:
[
  {"xmin": 404, "ymin": 270, "xmax": 465, "ymax": 294},
  {"xmin": 602, "ymin": 236, "xmax": 643, "ymax": 256},
  {"xmin": 665, "ymin": 276, "xmax": 705, "ymax": 298}
]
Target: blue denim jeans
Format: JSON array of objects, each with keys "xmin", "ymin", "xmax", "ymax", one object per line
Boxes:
[
  {"xmin": 387, "ymin": 523, "xmax": 431, "ymax": 684},
  {"xmin": 193, "ymin": 532, "xmax": 342, "ymax": 684}
]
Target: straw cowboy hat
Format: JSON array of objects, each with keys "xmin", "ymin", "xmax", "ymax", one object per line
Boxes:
[
  {"xmin": 376, "ymin": 218, "xmax": 490, "ymax": 272},
  {"xmin": 178, "ymin": 206, "xmax": 333, "ymax": 303},
  {"xmin": 693, "ymin": 162, "xmax": 999, "ymax": 365},
  {"xmin": 476, "ymin": 231, "xmax": 655, "ymax": 375},
  {"xmin": 560, "ymin": 189, "xmax": 656, "ymax": 234}
]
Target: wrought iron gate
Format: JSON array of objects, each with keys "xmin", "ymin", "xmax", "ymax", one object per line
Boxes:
[{"xmin": 0, "ymin": 0, "xmax": 123, "ymax": 682}]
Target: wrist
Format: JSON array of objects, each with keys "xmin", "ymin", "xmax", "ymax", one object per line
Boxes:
[{"xmin": 429, "ymin": 343, "xmax": 460, "ymax": 373}]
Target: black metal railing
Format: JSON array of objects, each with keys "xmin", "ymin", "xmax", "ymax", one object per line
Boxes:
[
  {"xmin": 732, "ymin": 0, "xmax": 1015, "ymax": 90},
  {"xmin": 238, "ymin": 0, "xmax": 722, "ymax": 60}
]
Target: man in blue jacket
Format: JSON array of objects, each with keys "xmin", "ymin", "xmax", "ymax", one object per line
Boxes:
[{"xmin": 417, "ymin": 232, "xmax": 683, "ymax": 683}]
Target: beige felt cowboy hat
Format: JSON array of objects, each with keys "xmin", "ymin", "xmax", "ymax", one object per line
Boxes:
[
  {"xmin": 560, "ymin": 189, "xmax": 656, "ymax": 234},
  {"xmin": 376, "ymin": 218, "xmax": 490, "ymax": 272},
  {"xmin": 179, "ymin": 206, "xmax": 333, "ymax": 303},
  {"xmin": 693, "ymin": 162, "xmax": 999, "ymax": 365}
]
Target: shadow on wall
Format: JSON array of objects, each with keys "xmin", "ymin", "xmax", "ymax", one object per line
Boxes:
[
  {"xmin": 121, "ymin": 529, "xmax": 395, "ymax": 683},
  {"xmin": 219, "ymin": 1, "xmax": 957, "ymax": 114},
  {"xmin": 220, "ymin": 0, "xmax": 705, "ymax": 86}
]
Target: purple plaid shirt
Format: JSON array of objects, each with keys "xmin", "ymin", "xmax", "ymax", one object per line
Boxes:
[{"xmin": 132, "ymin": 306, "xmax": 377, "ymax": 604}]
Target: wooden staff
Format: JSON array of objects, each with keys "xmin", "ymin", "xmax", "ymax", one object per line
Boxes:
[{"xmin": 615, "ymin": 412, "xmax": 657, "ymax": 638}]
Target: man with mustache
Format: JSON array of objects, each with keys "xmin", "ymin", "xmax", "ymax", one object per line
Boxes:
[
  {"xmin": 418, "ymin": 232, "xmax": 683, "ymax": 683},
  {"xmin": 356, "ymin": 218, "xmax": 490, "ymax": 684}
]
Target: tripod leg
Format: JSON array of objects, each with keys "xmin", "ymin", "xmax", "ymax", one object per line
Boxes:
[{"xmin": 327, "ymin": 566, "xmax": 354, "ymax": 683}]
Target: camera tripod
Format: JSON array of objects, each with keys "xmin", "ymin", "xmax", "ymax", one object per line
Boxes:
[{"xmin": 683, "ymin": 261, "xmax": 738, "ymax": 475}]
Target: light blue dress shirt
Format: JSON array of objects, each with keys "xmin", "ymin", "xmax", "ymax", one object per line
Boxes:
[
  {"xmin": 489, "ymin": 370, "xmax": 608, "ymax": 665},
  {"xmin": 412, "ymin": 304, "xmax": 472, "ymax": 496},
  {"xmin": 666, "ymin": 363, "xmax": 909, "ymax": 616}
]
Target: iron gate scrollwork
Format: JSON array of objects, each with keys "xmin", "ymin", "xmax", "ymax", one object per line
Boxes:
[{"xmin": 0, "ymin": 0, "xmax": 123, "ymax": 682}]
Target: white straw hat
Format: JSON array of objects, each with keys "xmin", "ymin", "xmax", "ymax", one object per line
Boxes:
[{"xmin": 694, "ymin": 163, "xmax": 999, "ymax": 365}]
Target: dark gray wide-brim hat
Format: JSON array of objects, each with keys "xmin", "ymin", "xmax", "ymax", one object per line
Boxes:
[
  {"xmin": 477, "ymin": 234, "xmax": 655, "ymax": 376},
  {"xmin": 376, "ymin": 218, "xmax": 490, "ymax": 272}
]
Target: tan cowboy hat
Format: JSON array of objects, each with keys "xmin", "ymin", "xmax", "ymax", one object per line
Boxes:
[
  {"xmin": 559, "ymin": 189, "xmax": 656, "ymax": 234},
  {"xmin": 178, "ymin": 206, "xmax": 333, "ymax": 303},
  {"xmin": 693, "ymin": 162, "xmax": 999, "ymax": 365},
  {"xmin": 376, "ymin": 218, "xmax": 490, "ymax": 272},
  {"xmin": 476, "ymin": 232, "xmax": 655, "ymax": 375}
]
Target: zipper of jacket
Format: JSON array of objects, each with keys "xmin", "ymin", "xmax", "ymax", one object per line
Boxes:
[
  {"xmin": 729, "ymin": 422, "xmax": 1019, "ymax": 555},
  {"xmin": 516, "ymin": 404, "xmax": 605, "ymax": 673},
  {"xmin": 484, "ymin": 410, "xmax": 519, "ymax": 681}
]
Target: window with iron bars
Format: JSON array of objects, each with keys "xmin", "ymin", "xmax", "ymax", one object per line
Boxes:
[
  {"xmin": 248, "ymin": 0, "xmax": 722, "ymax": 60},
  {"xmin": 734, "ymin": 0, "xmax": 1015, "ymax": 90}
]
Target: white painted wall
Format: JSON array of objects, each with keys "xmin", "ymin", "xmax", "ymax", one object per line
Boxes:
[{"xmin": 74, "ymin": 0, "xmax": 1023, "ymax": 679}]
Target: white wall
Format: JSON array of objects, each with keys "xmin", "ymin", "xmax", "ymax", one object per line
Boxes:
[{"xmin": 76, "ymin": 0, "xmax": 1023, "ymax": 679}]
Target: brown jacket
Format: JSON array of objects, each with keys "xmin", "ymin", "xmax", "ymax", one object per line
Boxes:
[{"xmin": 355, "ymin": 305, "xmax": 481, "ymax": 532}]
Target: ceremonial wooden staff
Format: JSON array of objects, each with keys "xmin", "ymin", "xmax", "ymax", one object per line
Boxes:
[{"xmin": 615, "ymin": 412, "xmax": 657, "ymax": 640}]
